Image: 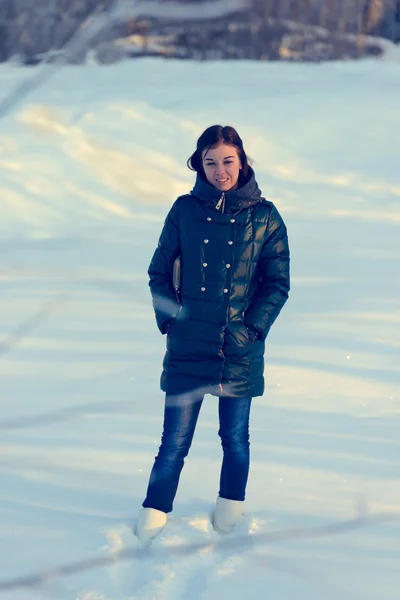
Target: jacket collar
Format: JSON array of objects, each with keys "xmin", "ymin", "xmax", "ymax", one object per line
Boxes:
[{"xmin": 191, "ymin": 167, "xmax": 263, "ymax": 214}]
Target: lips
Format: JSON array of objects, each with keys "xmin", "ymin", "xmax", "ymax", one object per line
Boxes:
[{"xmin": 216, "ymin": 178, "xmax": 228, "ymax": 183}]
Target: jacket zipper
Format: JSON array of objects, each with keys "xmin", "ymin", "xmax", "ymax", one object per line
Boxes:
[
  {"xmin": 216, "ymin": 192, "xmax": 226, "ymax": 393},
  {"xmin": 216, "ymin": 191, "xmax": 244, "ymax": 394},
  {"xmin": 215, "ymin": 192, "xmax": 225, "ymax": 213},
  {"xmin": 219, "ymin": 347, "xmax": 225, "ymax": 394}
]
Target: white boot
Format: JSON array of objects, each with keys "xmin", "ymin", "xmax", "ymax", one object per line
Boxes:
[
  {"xmin": 212, "ymin": 497, "xmax": 244, "ymax": 534},
  {"xmin": 134, "ymin": 508, "xmax": 167, "ymax": 544}
]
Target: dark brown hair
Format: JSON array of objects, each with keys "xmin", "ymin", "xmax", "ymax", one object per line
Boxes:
[{"xmin": 187, "ymin": 125, "xmax": 251, "ymax": 183}]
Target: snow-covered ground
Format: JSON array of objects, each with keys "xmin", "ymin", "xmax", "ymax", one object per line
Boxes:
[{"xmin": 1, "ymin": 56, "xmax": 399, "ymax": 600}]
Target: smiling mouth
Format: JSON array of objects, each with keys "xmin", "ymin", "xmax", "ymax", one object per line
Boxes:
[{"xmin": 216, "ymin": 178, "xmax": 229, "ymax": 183}]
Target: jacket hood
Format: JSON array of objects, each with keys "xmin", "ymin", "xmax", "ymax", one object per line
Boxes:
[{"xmin": 191, "ymin": 167, "xmax": 263, "ymax": 214}]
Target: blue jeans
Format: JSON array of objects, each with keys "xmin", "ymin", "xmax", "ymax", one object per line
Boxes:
[{"xmin": 143, "ymin": 392, "xmax": 252, "ymax": 514}]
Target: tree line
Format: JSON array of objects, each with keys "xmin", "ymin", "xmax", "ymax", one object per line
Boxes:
[{"xmin": 0, "ymin": 0, "xmax": 399, "ymax": 64}]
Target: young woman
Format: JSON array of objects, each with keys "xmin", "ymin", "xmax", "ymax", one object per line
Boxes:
[{"xmin": 135, "ymin": 125, "xmax": 290, "ymax": 543}]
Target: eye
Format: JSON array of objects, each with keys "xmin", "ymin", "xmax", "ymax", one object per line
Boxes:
[{"xmin": 224, "ymin": 161, "xmax": 233, "ymax": 164}]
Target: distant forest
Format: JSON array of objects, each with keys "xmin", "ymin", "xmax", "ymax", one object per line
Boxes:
[{"xmin": 0, "ymin": 0, "xmax": 399, "ymax": 64}]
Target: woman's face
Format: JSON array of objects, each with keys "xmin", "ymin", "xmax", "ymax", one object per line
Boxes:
[{"xmin": 202, "ymin": 143, "xmax": 242, "ymax": 192}]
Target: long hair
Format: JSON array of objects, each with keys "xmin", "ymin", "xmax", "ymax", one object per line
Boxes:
[{"xmin": 187, "ymin": 125, "xmax": 251, "ymax": 184}]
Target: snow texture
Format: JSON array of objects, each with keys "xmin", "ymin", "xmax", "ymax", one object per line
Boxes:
[{"xmin": 0, "ymin": 56, "xmax": 399, "ymax": 600}]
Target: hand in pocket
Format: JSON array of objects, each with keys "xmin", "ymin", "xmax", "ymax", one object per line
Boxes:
[
  {"xmin": 246, "ymin": 325, "xmax": 260, "ymax": 344},
  {"xmin": 164, "ymin": 319, "xmax": 176, "ymax": 336}
]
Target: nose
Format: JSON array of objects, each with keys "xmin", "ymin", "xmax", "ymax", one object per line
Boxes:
[{"xmin": 215, "ymin": 165, "xmax": 226, "ymax": 176}]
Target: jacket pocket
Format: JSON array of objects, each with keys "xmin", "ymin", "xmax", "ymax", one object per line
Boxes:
[{"xmin": 173, "ymin": 256, "xmax": 181, "ymax": 303}]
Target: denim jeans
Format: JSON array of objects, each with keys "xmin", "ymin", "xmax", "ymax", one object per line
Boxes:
[{"xmin": 142, "ymin": 392, "xmax": 252, "ymax": 514}]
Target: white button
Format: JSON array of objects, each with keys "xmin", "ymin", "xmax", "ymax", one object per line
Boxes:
[
  {"xmin": 230, "ymin": 218, "xmax": 235, "ymax": 223},
  {"xmin": 203, "ymin": 262, "xmax": 208, "ymax": 267},
  {"xmin": 204, "ymin": 239, "xmax": 209, "ymax": 243},
  {"xmin": 207, "ymin": 217, "xmax": 212, "ymax": 221},
  {"xmin": 228, "ymin": 241, "xmax": 233, "ymax": 245},
  {"xmin": 201, "ymin": 287, "xmax": 206, "ymax": 292},
  {"xmin": 226, "ymin": 263, "xmax": 231, "ymax": 268},
  {"xmin": 223, "ymin": 288, "xmax": 229, "ymax": 293}
]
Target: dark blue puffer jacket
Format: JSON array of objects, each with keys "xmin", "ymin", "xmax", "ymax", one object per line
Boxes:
[{"xmin": 148, "ymin": 168, "xmax": 290, "ymax": 398}]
